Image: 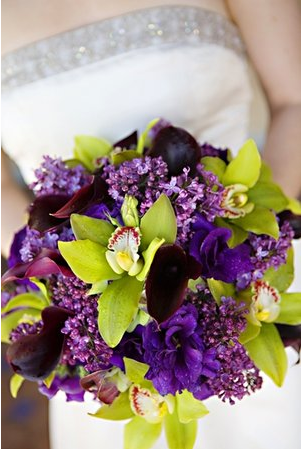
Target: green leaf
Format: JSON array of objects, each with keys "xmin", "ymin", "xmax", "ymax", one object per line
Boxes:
[
  {"xmin": 98, "ymin": 277, "xmax": 143, "ymax": 347},
  {"xmin": 140, "ymin": 194, "xmax": 177, "ymax": 249},
  {"xmin": 70, "ymin": 214, "xmax": 114, "ymax": 245},
  {"xmin": 124, "ymin": 358, "xmax": 149, "ymax": 384},
  {"xmin": 275, "ymin": 293, "xmax": 301, "ymax": 325},
  {"xmin": 43, "ymin": 371, "xmax": 56, "ymax": 388},
  {"xmin": 248, "ymin": 182, "xmax": 288, "ymax": 213},
  {"xmin": 88, "ymin": 280, "xmax": 108, "ymax": 295},
  {"xmin": 1, "ymin": 309, "xmax": 42, "ymax": 343},
  {"xmin": 222, "ymin": 139, "xmax": 261, "ymax": 188},
  {"xmin": 2, "ymin": 293, "xmax": 47, "ymax": 314},
  {"xmin": 164, "ymin": 411, "xmax": 197, "ymax": 449},
  {"xmin": 238, "ymin": 320, "xmax": 261, "ymax": 344},
  {"xmin": 124, "ymin": 416, "xmax": 162, "ymax": 449},
  {"xmin": 58, "ymin": 240, "xmax": 120, "ymax": 283},
  {"xmin": 176, "ymin": 390, "xmax": 209, "ymax": 424},
  {"xmin": 207, "ymin": 278, "xmax": 235, "ymax": 305},
  {"xmin": 263, "ymin": 247, "xmax": 294, "ymax": 292},
  {"xmin": 234, "ymin": 206, "xmax": 279, "ymax": 239},
  {"xmin": 74, "ymin": 135, "xmax": 112, "ymax": 171},
  {"xmin": 286, "ymin": 197, "xmax": 301, "ymax": 214},
  {"xmin": 214, "ymin": 217, "xmax": 248, "ymax": 247},
  {"xmin": 136, "ymin": 237, "xmax": 165, "ymax": 281},
  {"xmin": 90, "ymin": 392, "xmax": 134, "ymax": 421},
  {"xmin": 112, "ymin": 150, "xmax": 141, "ymax": 165},
  {"xmin": 258, "ymin": 161, "xmax": 273, "ymax": 182},
  {"xmin": 29, "ymin": 278, "xmax": 50, "ymax": 303},
  {"xmin": 137, "ymin": 118, "xmax": 160, "ymax": 155},
  {"xmin": 201, "ymin": 156, "xmax": 226, "ymax": 181},
  {"xmin": 244, "ymin": 323, "xmax": 287, "ymax": 386},
  {"xmin": 10, "ymin": 374, "xmax": 25, "ymax": 399}
]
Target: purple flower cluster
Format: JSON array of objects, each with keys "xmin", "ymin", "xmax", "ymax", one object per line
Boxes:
[
  {"xmin": 237, "ymin": 221, "xmax": 294, "ymax": 289},
  {"xmin": 10, "ymin": 320, "xmax": 43, "ymax": 342},
  {"xmin": 30, "ymin": 156, "xmax": 90, "ymax": 197},
  {"xmin": 20, "ymin": 226, "xmax": 74, "ymax": 263},
  {"xmin": 193, "ymin": 292, "xmax": 262, "ymax": 404},
  {"xmin": 142, "ymin": 303, "xmax": 220, "ymax": 399},
  {"xmin": 49, "ymin": 275, "xmax": 112, "ymax": 372},
  {"xmin": 102, "ymin": 156, "xmax": 168, "ymax": 213}
]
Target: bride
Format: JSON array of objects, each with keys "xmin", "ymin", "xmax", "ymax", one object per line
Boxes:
[{"xmin": 2, "ymin": 1, "xmax": 301, "ymax": 448}]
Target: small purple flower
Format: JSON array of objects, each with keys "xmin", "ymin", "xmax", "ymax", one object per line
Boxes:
[
  {"xmin": 142, "ymin": 303, "xmax": 220, "ymax": 399},
  {"xmin": 189, "ymin": 215, "xmax": 252, "ymax": 283},
  {"xmin": 38, "ymin": 375, "xmax": 85, "ymax": 402}
]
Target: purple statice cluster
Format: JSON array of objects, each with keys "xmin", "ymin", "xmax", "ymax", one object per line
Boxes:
[
  {"xmin": 102, "ymin": 156, "xmax": 168, "ymax": 212},
  {"xmin": 10, "ymin": 320, "xmax": 43, "ymax": 342},
  {"xmin": 237, "ymin": 221, "xmax": 294, "ymax": 289},
  {"xmin": 29, "ymin": 156, "xmax": 91, "ymax": 197},
  {"xmin": 193, "ymin": 291, "xmax": 262, "ymax": 404},
  {"xmin": 161, "ymin": 165, "xmax": 224, "ymax": 244},
  {"xmin": 19, "ymin": 226, "xmax": 74, "ymax": 263},
  {"xmin": 142, "ymin": 303, "xmax": 220, "ymax": 400},
  {"xmin": 103, "ymin": 156, "xmax": 224, "ymax": 244},
  {"xmin": 49, "ymin": 274, "xmax": 112, "ymax": 372}
]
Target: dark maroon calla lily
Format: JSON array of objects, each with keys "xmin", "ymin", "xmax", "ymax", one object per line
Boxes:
[
  {"xmin": 52, "ymin": 175, "xmax": 109, "ymax": 219},
  {"xmin": 277, "ymin": 210, "xmax": 301, "ymax": 239},
  {"xmin": 80, "ymin": 370, "xmax": 119, "ymax": 404},
  {"xmin": 2, "ymin": 249, "xmax": 73, "ymax": 285},
  {"xmin": 146, "ymin": 126, "xmax": 201, "ymax": 176},
  {"xmin": 113, "ymin": 130, "xmax": 138, "ymax": 150},
  {"xmin": 146, "ymin": 244, "xmax": 195, "ymax": 324},
  {"xmin": 28, "ymin": 194, "xmax": 71, "ymax": 232},
  {"xmin": 6, "ymin": 306, "xmax": 73, "ymax": 381},
  {"xmin": 276, "ymin": 324, "xmax": 301, "ymax": 356}
]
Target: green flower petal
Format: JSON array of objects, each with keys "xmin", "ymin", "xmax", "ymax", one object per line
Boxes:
[
  {"xmin": 164, "ymin": 411, "xmax": 197, "ymax": 449},
  {"xmin": 176, "ymin": 390, "xmax": 209, "ymax": 423},
  {"xmin": 74, "ymin": 135, "xmax": 112, "ymax": 171},
  {"xmin": 71, "ymin": 214, "xmax": 115, "ymax": 245},
  {"xmin": 275, "ymin": 292, "xmax": 301, "ymax": 325},
  {"xmin": 234, "ymin": 206, "xmax": 279, "ymax": 239},
  {"xmin": 124, "ymin": 416, "xmax": 162, "ymax": 449}
]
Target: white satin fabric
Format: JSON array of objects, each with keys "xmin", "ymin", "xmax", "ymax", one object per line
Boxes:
[{"xmin": 1, "ymin": 6, "xmax": 300, "ymax": 449}]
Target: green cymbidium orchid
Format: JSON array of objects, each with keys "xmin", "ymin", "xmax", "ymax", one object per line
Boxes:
[
  {"xmin": 90, "ymin": 358, "xmax": 208, "ymax": 449},
  {"xmin": 58, "ymin": 194, "xmax": 177, "ymax": 348},
  {"xmin": 202, "ymin": 139, "xmax": 291, "ymax": 242}
]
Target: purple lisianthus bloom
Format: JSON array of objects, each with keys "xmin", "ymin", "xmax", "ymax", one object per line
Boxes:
[
  {"xmin": 38, "ymin": 375, "xmax": 84, "ymax": 402},
  {"xmin": 142, "ymin": 303, "xmax": 220, "ymax": 399},
  {"xmin": 189, "ymin": 215, "xmax": 252, "ymax": 283}
]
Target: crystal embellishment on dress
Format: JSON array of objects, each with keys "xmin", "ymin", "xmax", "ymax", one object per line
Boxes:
[{"xmin": 2, "ymin": 6, "xmax": 246, "ymax": 91}]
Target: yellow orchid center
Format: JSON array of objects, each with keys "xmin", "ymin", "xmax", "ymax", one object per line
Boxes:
[
  {"xmin": 106, "ymin": 227, "xmax": 143, "ymax": 276},
  {"xmin": 129, "ymin": 384, "xmax": 168, "ymax": 424},
  {"xmin": 220, "ymin": 184, "xmax": 254, "ymax": 218},
  {"xmin": 251, "ymin": 280, "xmax": 281, "ymax": 323}
]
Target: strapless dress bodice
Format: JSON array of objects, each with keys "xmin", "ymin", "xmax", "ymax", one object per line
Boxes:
[{"xmin": 2, "ymin": 5, "xmax": 252, "ymax": 183}]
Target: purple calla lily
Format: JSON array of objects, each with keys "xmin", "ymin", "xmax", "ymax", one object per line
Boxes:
[
  {"xmin": 146, "ymin": 126, "xmax": 201, "ymax": 176},
  {"xmin": 28, "ymin": 194, "xmax": 71, "ymax": 232},
  {"xmin": 2, "ymin": 249, "xmax": 73, "ymax": 285},
  {"xmin": 189, "ymin": 215, "xmax": 252, "ymax": 283},
  {"xmin": 6, "ymin": 306, "xmax": 73, "ymax": 381}
]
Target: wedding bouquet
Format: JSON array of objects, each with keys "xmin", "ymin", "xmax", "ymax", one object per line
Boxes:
[{"xmin": 2, "ymin": 119, "xmax": 301, "ymax": 449}]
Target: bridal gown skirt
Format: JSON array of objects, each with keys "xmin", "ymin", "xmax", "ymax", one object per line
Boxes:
[{"xmin": 49, "ymin": 240, "xmax": 301, "ymax": 449}]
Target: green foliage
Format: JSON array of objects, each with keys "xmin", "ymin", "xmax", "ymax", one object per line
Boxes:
[
  {"xmin": 176, "ymin": 390, "xmax": 209, "ymax": 423},
  {"xmin": 275, "ymin": 293, "xmax": 301, "ymax": 325},
  {"xmin": 124, "ymin": 416, "xmax": 162, "ymax": 449},
  {"xmin": 74, "ymin": 135, "xmax": 112, "ymax": 171},
  {"xmin": 222, "ymin": 140, "xmax": 261, "ymax": 188},
  {"xmin": 98, "ymin": 277, "xmax": 143, "ymax": 347},
  {"xmin": 244, "ymin": 323, "xmax": 288, "ymax": 387},
  {"xmin": 70, "ymin": 214, "xmax": 114, "ymax": 245},
  {"xmin": 207, "ymin": 278, "xmax": 235, "ymax": 304},
  {"xmin": 200, "ymin": 156, "xmax": 226, "ymax": 181},
  {"xmin": 90, "ymin": 392, "xmax": 134, "ymax": 421},
  {"xmin": 140, "ymin": 194, "xmax": 177, "ymax": 249},
  {"xmin": 248, "ymin": 182, "xmax": 288, "ymax": 213},
  {"xmin": 263, "ymin": 247, "xmax": 294, "ymax": 292},
  {"xmin": 58, "ymin": 240, "xmax": 120, "ymax": 283},
  {"xmin": 10, "ymin": 374, "xmax": 25, "ymax": 399},
  {"xmin": 1, "ymin": 293, "xmax": 47, "ymax": 314},
  {"xmin": 164, "ymin": 411, "xmax": 197, "ymax": 449},
  {"xmin": 234, "ymin": 206, "xmax": 279, "ymax": 239}
]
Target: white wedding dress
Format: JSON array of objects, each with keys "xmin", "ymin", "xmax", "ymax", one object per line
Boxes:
[{"xmin": 2, "ymin": 5, "xmax": 300, "ymax": 449}]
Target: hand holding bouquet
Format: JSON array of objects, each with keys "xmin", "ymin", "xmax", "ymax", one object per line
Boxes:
[{"xmin": 2, "ymin": 119, "xmax": 301, "ymax": 449}]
